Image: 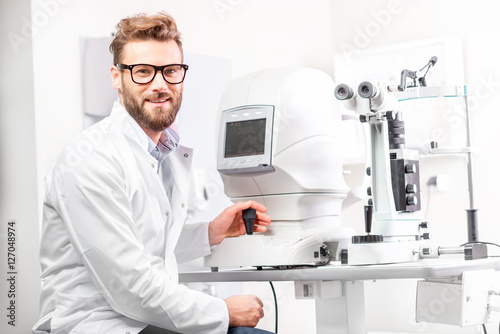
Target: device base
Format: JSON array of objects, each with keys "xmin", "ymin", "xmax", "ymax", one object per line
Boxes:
[
  {"xmin": 346, "ymin": 240, "xmax": 423, "ymax": 265},
  {"xmin": 204, "ymin": 233, "xmax": 324, "ymax": 268}
]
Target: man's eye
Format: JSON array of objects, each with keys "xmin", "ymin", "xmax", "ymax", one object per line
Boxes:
[{"xmin": 136, "ymin": 69, "xmax": 152, "ymax": 75}]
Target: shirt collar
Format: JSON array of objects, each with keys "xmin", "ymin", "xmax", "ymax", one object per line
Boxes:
[{"xmin": 148, "ymin": 128, "xmax": 179, "ymax": 162}]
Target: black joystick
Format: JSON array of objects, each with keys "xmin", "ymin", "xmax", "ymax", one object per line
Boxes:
[
  {"xmin": 364, "ymin": 205, "xmax": 373, "ymax": 234},
  {"xmin": 242, "ymin": 208, "xmax": 256, "ymax": 235},
  {"xmin": 351, "ymin": 204, "xmax": 384, "ymax": 244}
]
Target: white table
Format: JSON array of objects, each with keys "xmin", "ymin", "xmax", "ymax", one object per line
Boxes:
[{"xmin": 179, "ymin": 258, "xmax": 500, "ymax": 334}]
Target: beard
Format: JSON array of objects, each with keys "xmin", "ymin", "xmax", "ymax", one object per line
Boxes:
[{"xmin": 121, "ymin": 80, "xmax": 182, "ymax": 132}]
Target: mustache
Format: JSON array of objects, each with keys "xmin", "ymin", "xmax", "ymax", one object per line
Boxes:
[{"xmin": 143, "ymin": 92, "xmax": 172, "ymax": 100}]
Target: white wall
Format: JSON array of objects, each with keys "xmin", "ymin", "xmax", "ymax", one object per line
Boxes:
[
  {"xmin": 0, "ymin": 0, "xmax": 41, "ymax": 333},
  {"xmin": 19, "ymin": 0, "xmax": 500, "ymax": 333}
]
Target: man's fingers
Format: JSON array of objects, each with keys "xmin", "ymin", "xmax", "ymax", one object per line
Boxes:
[{"xmin": 256, "ymin": 212, "xmax": 271, "ymax": 224}]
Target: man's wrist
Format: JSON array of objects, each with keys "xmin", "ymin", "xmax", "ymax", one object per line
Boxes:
[{"xmin": 208, "ymin": 221, "xmax": 224, "ymax": 247}]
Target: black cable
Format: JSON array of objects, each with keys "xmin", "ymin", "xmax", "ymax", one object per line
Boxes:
[
  {"xmin": 482, "ymin": 323, "xmax": 487, "ymax": 334},
  {"xmin": 461, "ymin": 241, "xmax": 500, "ymax": 257},
  {"xmin": 269, "ymin": 281, "xmax": 278, "ymax": 333},
  {"xmin": 461, "ymin": 241, "xmax": 500, "ymax": 249}
]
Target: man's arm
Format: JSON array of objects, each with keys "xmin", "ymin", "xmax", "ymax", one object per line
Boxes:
[
  {"xmin": 207, "ymin": 201, "xmax": 271, "ymax": 327},
  {"xmin": 49, "ymin": 152, "xmax": 229, "ymax": 333}
]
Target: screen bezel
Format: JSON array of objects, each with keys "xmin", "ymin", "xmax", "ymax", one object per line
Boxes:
[{"xmin": 217, "ymin": 105, "xmax": 275, "ymax": 175}]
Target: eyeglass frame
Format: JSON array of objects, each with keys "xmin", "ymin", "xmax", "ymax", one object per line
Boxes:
[{"xmin": 115, "ymin": 63, "xmax": 189, "ymax": 85}]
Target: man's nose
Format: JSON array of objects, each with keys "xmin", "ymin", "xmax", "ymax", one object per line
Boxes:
[{"xmin": 149, "ymin": 71, "xmax": 170, "ymax": 91}]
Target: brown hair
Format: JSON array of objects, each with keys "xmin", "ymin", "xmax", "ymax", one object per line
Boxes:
[{"xmin": 109, "ymin": 12, "xmax": 183, "ymax": 65}]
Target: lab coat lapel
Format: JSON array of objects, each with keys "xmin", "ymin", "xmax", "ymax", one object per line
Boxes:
[{"xmin": 164, "ymin": 145, "xmax": 193, "ymax": 259}]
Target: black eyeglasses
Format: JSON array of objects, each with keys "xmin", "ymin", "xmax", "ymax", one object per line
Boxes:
[{"xmin": 116, "ymin": 63, "xmax": 189, "ymax": 85}]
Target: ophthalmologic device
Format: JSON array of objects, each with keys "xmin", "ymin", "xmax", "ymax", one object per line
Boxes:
[{"xmin": 204, "ymin": 67, "xmax": 354, "ymax": 269}]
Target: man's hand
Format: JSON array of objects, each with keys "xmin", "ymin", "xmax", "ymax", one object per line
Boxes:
[
  {"xmin": 209, "ymin": 201, "xmax": 271, "ymax": 246},
  {"xmin": 224, "ymin": 295, "xmax": 264, "ymax": 328}
]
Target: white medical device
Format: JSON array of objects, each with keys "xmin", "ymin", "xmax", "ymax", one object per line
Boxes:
[
  {"xmin": 335, "ymin": 82, "xmax": 426, "ymax": 265},
  {"xmin": 204, "ymin": 68, "xmax": 352, "ymax": 269}
]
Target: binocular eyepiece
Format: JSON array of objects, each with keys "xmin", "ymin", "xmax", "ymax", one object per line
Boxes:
[
  {"xmin": 334, "ymin": 81, "xmax": 379, "ymax": 100},
  {"xmin": 334, "ymin": 83, "xmax": 355, "ymax": 100},
  {"xmin": 357, "ymin": 81, "xmax": 378, "ymax": 99}
]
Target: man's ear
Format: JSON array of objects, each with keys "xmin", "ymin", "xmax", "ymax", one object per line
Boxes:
[{"xmin": 111, "ymin": 65, "xmax": 122, "ymax": 91}]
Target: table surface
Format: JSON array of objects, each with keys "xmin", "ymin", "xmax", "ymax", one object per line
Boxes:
[{"xmin": 179, "ymin": 257, "xmax": 500, "ymax": 283}]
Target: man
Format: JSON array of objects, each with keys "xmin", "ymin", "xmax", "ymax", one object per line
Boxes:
[{"xmin": 33, "ymin": 12, "xmax": 274, "ymax": 334}]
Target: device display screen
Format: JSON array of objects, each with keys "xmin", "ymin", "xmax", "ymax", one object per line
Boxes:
[{"xmin": 224, "ymin": 118, "xmax": 266, "ymax": 158}]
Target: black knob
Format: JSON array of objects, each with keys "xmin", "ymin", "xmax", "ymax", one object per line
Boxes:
[
  {"xmin": 366, "ymin": 167, "xmax": 371, "ymax": 176},
  {"xmin": 406, "ymin": 184, "xmax": 417, "ymax": 193},
  {"xmin": 407, "ymin": 195, "xmax": 418, "ymax": 206},
  {"xmin": 367, "ymin": 187, "xmax": 372, "ymax": 196},
  {"xmin": 242, "ymin": 208, "xmax": 256, "ymax": 235},
  {"xmin": 405, "ymin": 164, "xmax": 417, "ymax": 173},
  {"xmin": 386, "ymin": 110, "xmax": 398, "ymax": 121},
  {"xmin": 340, "ymin": 249, "xmax": 349, "ymax": 265}
]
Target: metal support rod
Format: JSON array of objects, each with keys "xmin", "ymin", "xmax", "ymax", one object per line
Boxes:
[
  {"xmin": 464, "ymin": 95, "xmax": 478, "ymax": 242},
  {"xmin": 438, "ymin": 246, "xmax": 464, "ymax": 255},
  {"xmin": 464, "ymin": 95, "xmax": 475, "ymax": 209}
]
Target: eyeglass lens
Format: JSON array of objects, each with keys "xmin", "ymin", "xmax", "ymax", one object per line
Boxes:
[{"xmin": 131, "ymin": 65, "xmax": 186, "ymax": 84}]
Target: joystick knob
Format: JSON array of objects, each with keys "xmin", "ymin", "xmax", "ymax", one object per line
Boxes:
[{"xmin": 242, "ymin": 208, "xmax": 256, "ymax": 235}]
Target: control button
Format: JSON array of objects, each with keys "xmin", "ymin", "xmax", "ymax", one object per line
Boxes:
[
  {"xmin": 407, "ymin": 195, "xmax": 418, "ymax": 206},
  {"xmin": 240, "ymin": 159, "xmax": 245, "ymax": 163},
  {"xmin": 366, "ymin": 167, "xmax": 371, "ymax": 176},
  {"xmin": 406, "ymin": 184, "xmax": 417, "ymax": 193},
  {"xmin": 232, "ymin": 160, "xmax": 237, "ymax": 164},
  {"xmin": 405, "ymin": 164, "xmax": 417, "ymax": 173},
  {"xmin": 367, "ymin": 187, "xmax": 372, "ymax": 196}
]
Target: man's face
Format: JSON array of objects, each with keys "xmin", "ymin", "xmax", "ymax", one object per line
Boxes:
[{"xmin": 111, "ymin": 40, "xmax": 184, "ymax": 132}]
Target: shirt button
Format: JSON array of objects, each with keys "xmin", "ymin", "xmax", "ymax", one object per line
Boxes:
[
  {"xmin": 184, "ymin": 153, "xmax": 189, "ymax": 158},
  {"xmin": 151, "ymin": 163, "xmax": 155, "ymax": 168},
  {"xmin": 181, "ymin": 203, "xmax": 185, "ymax": 208}
]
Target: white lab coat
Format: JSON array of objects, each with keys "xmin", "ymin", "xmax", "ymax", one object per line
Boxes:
[{"xmin": 33, "ymin": 102, "xmax": 229, "ymax": 334}]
